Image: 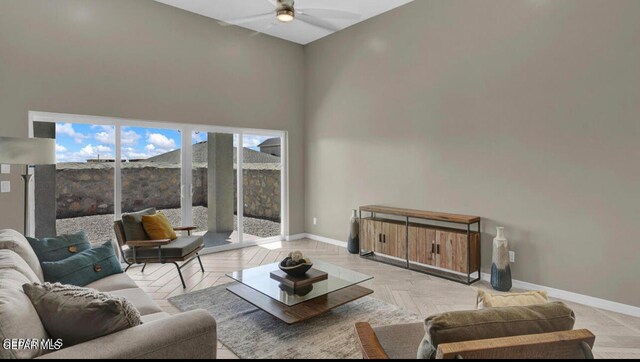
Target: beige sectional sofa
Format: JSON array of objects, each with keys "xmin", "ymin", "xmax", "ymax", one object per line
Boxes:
[{"xmin": 0, "ymin": 229, "xmax": 217, "ymax": 359}]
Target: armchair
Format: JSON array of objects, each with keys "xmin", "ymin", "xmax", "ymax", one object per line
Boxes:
[
  {"xmin": 114, "ymin": 220, "xmax": 204, "ymax": 289},
  {"xmin": 354, "ymin": 302, "xmax": 596, "ymax": 359}
]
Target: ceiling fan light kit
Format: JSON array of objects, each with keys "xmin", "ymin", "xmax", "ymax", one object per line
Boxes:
[{"xmin": 276, "ymin": 7, "xmax": 295, "ymax": 22}]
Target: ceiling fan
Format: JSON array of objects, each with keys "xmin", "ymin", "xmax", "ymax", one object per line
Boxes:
[{"xmin": 219, "ymin": 0, "xmax": 360, "ymax": 32}]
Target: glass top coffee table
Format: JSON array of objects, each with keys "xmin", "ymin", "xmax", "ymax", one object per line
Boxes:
[{"xmin": 226, "ymin": 260, "xmax": 373, "ymax": 324}]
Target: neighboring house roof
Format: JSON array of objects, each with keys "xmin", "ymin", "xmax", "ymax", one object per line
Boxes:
[
  {"xmin": 257, "ymin": 137, "xmax": 280, "ymax": 148},
  {"xmin": 146, "ymin": 141, "xmax": 280, "ymax": 164}
]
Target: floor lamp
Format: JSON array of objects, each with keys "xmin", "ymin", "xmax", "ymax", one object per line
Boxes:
[{"xmin": 0, "ymin": 137, "xmax": 56, "ymax": 236}]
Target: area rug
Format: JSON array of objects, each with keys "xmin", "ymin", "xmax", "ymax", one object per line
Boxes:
[{"xmin": 168, "ymin": 283, "xmax": 423, "ymax": 359}]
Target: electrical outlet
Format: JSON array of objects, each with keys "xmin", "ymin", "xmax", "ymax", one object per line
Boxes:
[
  {"xmin": 1, "ymin": 181, "xmax": 10, "ymax": 193},
  {"xmin": 509, "ymin": 251, "xmax": 515, "ymax": 263},
  {"xmin": 313, "ymin": 217, "xmax": 318, "ymax": 225},
  {"xmin": 1, "ymin": 164, "xmax": 10, "ymax": 174}
]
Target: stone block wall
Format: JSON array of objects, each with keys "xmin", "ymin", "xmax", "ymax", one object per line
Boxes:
[{"xmin": 55, "ymin": 163, "xmax": 280, "ymax": 221}]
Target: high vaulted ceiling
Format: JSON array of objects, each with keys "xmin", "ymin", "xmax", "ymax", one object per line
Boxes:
[{"xmin": 154, "ymin": 0, "xmax": 414, "ymax": 45}]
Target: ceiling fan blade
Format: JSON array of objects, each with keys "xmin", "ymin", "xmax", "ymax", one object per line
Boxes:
[
  {"xmin": 296, "ymin": 14, "xmax": 339, "ymax": 32},
  {"xmin": 218, "ymin": 12, "xmax": 274, "ymax": 26},
  {"xmin": 265, "ymin": 0, "xmax": 278, "ymax": 6},
  {"xmin": 297, "ymin": 8, "xmax": 360, "ymax": 20},
  {"xmin": 249, "ymin": 21, "xmax": 279, "ymax": 37}
]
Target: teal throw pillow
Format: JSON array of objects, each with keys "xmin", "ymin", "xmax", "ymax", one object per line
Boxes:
[
  {"xmin": 27, "ymin": 231, "xmax": 92, "ymax": 262},
  {"xmin": 41, "ymin": 241, "xmax": 123, "ymax": 286}
]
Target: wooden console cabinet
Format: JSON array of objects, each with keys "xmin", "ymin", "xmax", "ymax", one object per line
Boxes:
[{"xmin": 359, "ymin": 206, "xmax": 481, "ymax": 285}]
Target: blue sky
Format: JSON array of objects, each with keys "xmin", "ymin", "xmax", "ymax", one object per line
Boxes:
[{"xmin": 55, "ymin": 123, "xmax": 271, "ymax": 162}]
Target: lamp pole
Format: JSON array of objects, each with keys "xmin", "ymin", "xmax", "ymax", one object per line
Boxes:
[{"xmin": 21, "ymin": 165, "xmax": 32, "ymax": 236}]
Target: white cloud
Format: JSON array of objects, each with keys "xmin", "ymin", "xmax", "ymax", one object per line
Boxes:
[
  {"xmin": 78, "ymin": 144, "xmax": 113, "ymax": 158},
  {"xmin": 122, "ymin": 130, "xmax": 141, "ymax": 146},
  {"xmin": 56, "ymin": 123, "xmax": 89, "ymax": 143},
  {"xmin": 192, "ymin": 132, "xmax": 205, "ymax": 143},
  {"xmin": 147, "ymin": 133, "xmax": 176, "ymax": 150},
  {"xmin": 95, "ymin": 131, "xmax": 114, "ymax": 145},
  {"xmin": 145, "ymin": 144, "xmax": 155, "ymax": 152},
  {"xmin": 94, "ymin": 127, "xmax": 140, "ymax": 146},
  {"xmin": 55, "ymin": 144, "xmax": 67, "ymax": 152},
  {"xmin": 122, "ymin": 147, "xmax": 155, "ymax": 160}
]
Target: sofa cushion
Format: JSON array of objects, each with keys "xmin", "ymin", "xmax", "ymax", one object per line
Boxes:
[
  {"xmin": 0, "ymin": 265, "xmax": 35, "ymax": 291},
  {"xmin": 420, "ymin": 302, "xmax": 575, "ymax": 359},
  {"xmin": 477, "ymin": 289, "xmax": 549, "ymax": 309},
  {"xmin": 27, "ymin": 231, "xmax": 92, "ymax": 262},
  {"xmin": 0, "ymin": 287, "xmax": 50, "ymax": 359},
  {"xmin": 0, "ymin": 229, "xmax": 44, "ymax": 281},
  {"xmin": 142, "ymin": 212, "xmax": 177, "ymax": 241},
  {"xmin": 121, "ymin": 208, "xmax": 156, "ymax": 242},
  {"xmin": 0, "ymin": 249, "xmax": 40, "ymax": 283},
  {"xmin": 41, "ymin": 241, "xmax": 122, "ymax": 286},
  {"xmin": 85, "ymin": 272, "xmax": 139, "ymax": 293},
  {"xmin": 373, "ymin": 322, "xmax": 425, "ymax": 359},
  {"xmin": 109, "ymin": 287, "xmax": 164, "ymax": 316},
  {"xmin": 23, "ymin": 282, "xmax": 142, "ymax": 347},
  {"xmin": 124, "ymin": 235, "xmax": 203, "ymax": 259}
]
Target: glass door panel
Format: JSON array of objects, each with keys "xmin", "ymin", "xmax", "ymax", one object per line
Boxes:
[
  {"xmin": 240, "ymin": 134, "xmax": 282, "ymax": 241},
  {"xmin": 121, "ymin": 126, "xmax": 181, "ymax": 226},
  {"xmin": 51, "ymin": 122, "xmax": 115, "ymax": 245}
]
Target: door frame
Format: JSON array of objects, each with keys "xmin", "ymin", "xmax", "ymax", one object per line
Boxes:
[{"xmin": 28, "ymin": 111, "xmax": 289, "ymax": 249}]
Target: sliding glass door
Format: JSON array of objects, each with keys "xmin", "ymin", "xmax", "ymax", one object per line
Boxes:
[
  {"xmin": 31, "ymin": 112, "xmax": 286, "ymax": 250},
  {"xmin": 120, "ymin": 126, "xmax": 182, "ymax": 225},
  {"xmin": 238, "ymin": 133, "xmax": 282, "ymax": 241},
  {"xmin": 49, "ymin": 122, "xmax": 116, "ymax": 245}
]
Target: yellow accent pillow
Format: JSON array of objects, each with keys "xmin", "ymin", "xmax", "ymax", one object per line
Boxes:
[
  {"xmin": 141, "ymin": 212, "xmax": 177, "ymax": 241},
  {"xmin": 476, "ymin": 289, "xmax": 548, "ymax": 309}
]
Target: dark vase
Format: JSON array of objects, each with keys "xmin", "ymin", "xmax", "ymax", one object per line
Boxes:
[
  {"xmin": 347, "ymin": 210, "xmax": 360, "ymax": 254},
  {"xmin": 490, "ymin": 227, "xmax": 512, "ymax": 291}
]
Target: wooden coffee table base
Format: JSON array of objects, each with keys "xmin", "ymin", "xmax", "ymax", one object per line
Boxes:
[{"xmin": 226, "ymin": 283, "xmax": 374, "ymax": 325}]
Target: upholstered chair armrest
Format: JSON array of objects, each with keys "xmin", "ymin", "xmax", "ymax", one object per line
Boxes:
[
  {"xmin": 173, "ymin": 226, "xmax": 197, "ymax": 232},
  {"xmin": 126, "ymin": 239, "xmax": 172, "ymax": 247},
  {"xmin": 36, "ymin": 310, "xmax": 217, "ymax": 359},
  {"xmin": 435, "ymin": 329, "xmax": 596, "ymax": 359},
  {"xmin": 355, "ymin": 322, "xmax": 390, "ymax": 359}
]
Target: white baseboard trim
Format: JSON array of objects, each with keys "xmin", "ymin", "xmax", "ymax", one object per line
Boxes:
[
  {"xmin": 298, "ymin": 233, "xmax": 348, "ymax": 248},
  {"xmin": 291, "ymin": 233, "xmax": 640, "ymax": 317},
  {"xmin": 285, "ymin": 233, "xmax": 307, "ymax": 241},
  {"xmin": 481, "ymin": 273, "xmax": 640, "ymax": 318}
]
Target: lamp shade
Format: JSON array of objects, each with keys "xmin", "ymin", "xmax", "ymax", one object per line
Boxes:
[{"xmin": 0, "ymin": 137, "xmax": 56, "ymax": 165}]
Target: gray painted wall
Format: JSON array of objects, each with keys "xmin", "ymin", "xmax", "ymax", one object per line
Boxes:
[
  {"xmin": 304, "ymin": 0, "xmax": 640, "ymax": 306},
  {"xmin": 0, "ymin": 0, "xmax": 305, "ymax": 235}
]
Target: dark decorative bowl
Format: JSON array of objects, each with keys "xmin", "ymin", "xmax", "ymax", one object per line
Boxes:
[{"xmin": 279, "ymin": 258, "xmax": 313, "ymax": 277}]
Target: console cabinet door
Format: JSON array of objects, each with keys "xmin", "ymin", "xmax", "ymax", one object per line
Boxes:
[
  {"xmin": 395, "ymin": 222, "xmax": 407, "ymax": 260},
  {"xmin": 360, "ymin": 218, "xmax": 375, "ymax": 252},
  {"xmin": 372, "ymin": 220, "xmax": 385, "ymax": 255},
  {"xmin": 435, "ymin": 231, "xmax": 479, "ymax": 273},
  {"xmin": 409, "ymin": 225, "xmax": 436, "ymax": 266}
]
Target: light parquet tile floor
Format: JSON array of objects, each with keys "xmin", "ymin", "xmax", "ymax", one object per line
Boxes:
[{"xmin": 126, "ymin": 239, "xmax": 640, "ymax": 359}]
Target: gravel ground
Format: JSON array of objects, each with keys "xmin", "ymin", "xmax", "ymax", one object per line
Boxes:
[{"xmin": 56, "ymin": 206, "xmax": 281, "ymax": 244}]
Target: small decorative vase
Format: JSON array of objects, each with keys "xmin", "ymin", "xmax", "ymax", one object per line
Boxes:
[
  {"xmin": 347, "ymin": 210, "xmax": 360, "ymax": 254},
  {"xmin": 491, "ymin": 227, "xmax": 512, "ymax": 291}
]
